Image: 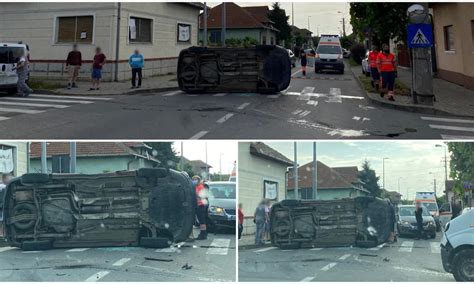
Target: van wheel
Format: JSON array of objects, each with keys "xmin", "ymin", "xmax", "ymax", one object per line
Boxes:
[{"xmin": 452, "ymin": 249, "xmax": 474, "ymax": 281}]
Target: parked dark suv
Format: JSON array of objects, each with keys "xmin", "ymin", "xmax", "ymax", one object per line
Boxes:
[{"xmin": 2, "ymin": 168, "xmax": 195, "ymax": 250}]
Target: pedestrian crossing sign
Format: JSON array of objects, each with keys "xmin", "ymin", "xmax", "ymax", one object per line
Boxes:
[{"xmin": 408, "ymin": 24, "xmax": 433, "ymax": 48}]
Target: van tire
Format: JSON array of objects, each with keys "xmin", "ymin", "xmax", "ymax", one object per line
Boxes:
[
  {"xmin": 452, "ymin": 248, "xmax": 474, "ymax": 281},
  {"xmin": 20, "ymin": 173, "xmax": 50, "ymax": 185},
  {"xmin": 22, "ymin": 240, "xmax": 52, "ymax": 251}
]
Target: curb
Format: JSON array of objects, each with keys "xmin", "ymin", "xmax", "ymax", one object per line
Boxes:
[
  {"xmin": 349, "ymin": 66, "xmax": 474, "ymax": 119},
  {"xmin": 238, "ymin": 243, "xmax": 273, "ymax": 250},
  {"xmin": 34, "ymin": 86, "xmax": 180, "ymax": 97}
]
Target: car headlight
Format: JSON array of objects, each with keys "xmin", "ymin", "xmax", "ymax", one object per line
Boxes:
[
  {"xmin": 399, "ymin": 220, "xmax": 410, "ymax": 225},
  {"xmin": 209, "ymin": 206, "xmax": 225, "ymax": 215},
  {"xmin": 427, "ymin": 221, "xmax": 434, "ymax": 226}
]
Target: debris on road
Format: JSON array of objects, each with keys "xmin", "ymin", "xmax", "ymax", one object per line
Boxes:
[
  {"xmin": 182, "ymin": 263, "xmax": 193, "ymax": 270},
  {"xmin": 144, "ymin": 257, "xmax": 173, "ymax": 262}
]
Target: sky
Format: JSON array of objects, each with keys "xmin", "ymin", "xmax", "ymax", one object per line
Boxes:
[
  {"xmin": 207, "ymin": 2, "xmax": 353, "ymax": 36},
  {"xmin": 265, "ymin": 141, "xmax": 449, "ymax": 200},
  {"xmin": 172, "ymin": 141, "xmax": 237, "ymax": 174}
]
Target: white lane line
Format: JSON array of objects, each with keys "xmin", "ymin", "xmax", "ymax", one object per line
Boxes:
[
  {"xmin": 66, "ymin": 248, "xmax": 90, "ymax": 252},
  {"xmin": 155, "ymin": 246, "xmax": 179, "ymax": 253},
  {"xmin": 30, "ymin": 94, "xmax": 112, "ymax": 101},
  {"xmin": 339, "ymin": 254, "xmax": 351, "ymax": 260},
  {"xmin": 327, "ymin": 88, "xmax": 342, "ymax": 103},
  {"xmin": 299, "ymin": 110, "xmax": 311, "ymax": 118},
  {"xmin": 267, "ymin": 94, "xmax": 280, "ymax": 99},
  {"xmin": 340, "ymin": 95, "xmax": 364, "ymax": 100},
  {"xmin": 301, "ymin": 87, "xmax": 315, "ymax": 94},
  {"xmin": 362, "ymin": 117, "xmax": 370, "ymax": 122},
  {"xmin": 162, "ymin": 90, "xmax": 182, "ymax": 97},
  {"xmin": 4, "ymin": 97, "xmax": 93, "ymax": 104},
  {"xmin": 112, "ymin": 258, "xmax": 131, "ymax": 266},
  {"xmin": 237, "ymin": 102, "xmax": 250, "ymax": 110},
  {"xmin": 321, "ymin": 262, "xmax": 337, "ymax": 271},
  {"xmin": 22, "ymin": 251, "xmax": 40, "ymax": 254},
  {"xmin": 441, "ymin": 134, "xmax": 474, "ymax": 140},
  {"xmin": 293, "ymin": 109, "xmax": 303, "ymax": 115},
  {"xmin": 429, "ymin": 124, "xmax": 474, "ymax": 132},
  {"xmin": 0, "ymin": 247, "xmax": 17, "ymax": 252},
  {"xmin": 216, "ymin": 113, "xmax": 234, "ymax": 124},
  {"xmin": 399, "ymin": 241, "xmax": 414, "ymax": 253},
  {"xmin": 307, "ymin": 101, "xmax": 318, "ymax": 106},
  {"xmin": 84, "ymin": 271, "xmax": 110, "ymax": 282},
  {"xmin": 300, "ymin": 276, "xmax": 315, "ymax": 282},
  {"xmin": 0, "ymin": 101, "xmax": 69, "ymax": 108},
  {"xmin": 213, "ymin": 93, "xmax": 227, "ymax": 97},
  {"xmin": 310, "ymin": 248, "xmax": 323, "ymax": 251},
  {"xmin": 430, "ymin": 242, "xmax": 441, "ymax": 254},
  {"xmin": 254, "ymin": 247, "xmax": 277, "ymax": 253},
  {"xmin": 352, "ymin": 116, "xmax": 361, "ymax": 121},
  {"xmin": 368, "ymin": 243, "xmax": 386, "ymax": 251},
  {"xmin": 189, "ymin": 131, "xmax": 208, "ymax": 139},
  {"xmin": 421, "ymin": 116, "xmax": 474, "ymax": 124},
  {"xmin": 291, "ymin": 70, "xmax": 301, "ymax": 77},
  {"xmin": 206, "ymin": 238, "xmax": 231, "ymax": 255},
  {"xmin": 0, "ymin": 116, "xmax": 10, "ymax": 121}
]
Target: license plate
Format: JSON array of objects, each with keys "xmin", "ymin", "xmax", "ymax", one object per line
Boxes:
[{"xmin": 325, "ymin": 65, "xmax": 333, "ymax": 68}]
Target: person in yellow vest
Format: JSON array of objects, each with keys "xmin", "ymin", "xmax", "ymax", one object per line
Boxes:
[{"xmin": 376, "ymin": 44, "xmax": 397, "ymax": 101}]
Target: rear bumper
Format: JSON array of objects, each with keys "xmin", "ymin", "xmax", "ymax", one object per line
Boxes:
[{"xmin": 315, "ymin": 61, "xmax": 344, "ymax": 71}]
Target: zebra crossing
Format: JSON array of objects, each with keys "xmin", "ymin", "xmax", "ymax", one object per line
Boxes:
[
  {"xmin": 421, "ymin": 116, "xmax": 474, "ymax": 139},
  {"xmin": 0, "ymin": 94, "xmax": 112, "ymax": 121}
]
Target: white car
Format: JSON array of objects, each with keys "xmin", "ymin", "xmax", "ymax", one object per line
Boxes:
[
  {"xmin": 361, "ymin": 51, "xmax": 370, "ymax": 77},
  {"xmin": 461, "ymin": 207, "xmax": 472, "ymax": 215},
  {"xmin": 0, "ymin": 43, "xmax": 28, "ymax": 95}
]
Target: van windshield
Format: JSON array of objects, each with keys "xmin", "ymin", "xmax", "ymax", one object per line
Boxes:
[
  {"xmin": 421, "ymin": 202, "xmax": 438, "ymax": 212},
  {"xmin": 316, "ymin": 45, "xmax": 342, "ymax": 55},
  {"xmin": 208, "ymin": 183, "xmax": 236, "ymax": 199},
  {"xmin": 0, "ymin": 47, "xmax": 24, "ymax": 64}
]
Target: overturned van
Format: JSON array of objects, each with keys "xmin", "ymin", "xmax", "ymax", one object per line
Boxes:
[
  {"xmin": 270, "ymin": 197, "xmax": 394, "ymax": 249},
  {"xmin": 177, "ymin": 45, "xmax": 291, "ymax": 94},
  {"xmin": 2, "ymin": 168, "xmax": 195, "ymax": 251}
]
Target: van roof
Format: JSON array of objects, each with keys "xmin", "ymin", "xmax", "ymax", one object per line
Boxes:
[{"xmin": 1, "ymin": 43, "xmax": 27, "ymax": 48}]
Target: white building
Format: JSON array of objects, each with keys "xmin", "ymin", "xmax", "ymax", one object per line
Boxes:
[
  {"xmin": 0, "ymin": 142, "xmax": 28, "ymax": 177},
  {"xmin": 0, "ymin": 3, "xmax": 203, "ymax": 81},
  {"xmin": 238, "ymin": 142, "xmax": 293, "ymax": 235}
]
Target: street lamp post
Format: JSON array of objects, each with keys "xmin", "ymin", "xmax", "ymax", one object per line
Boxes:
[
  {"xmin": 383, "ymin": 157, "xmax": 389, "ymax": 190},
  {"xmin": 436, "ymin": 144, "xmax": 448, "ymax": 202},
  {"xmin": 308, "ymin": 16, "xmax": 311, "ymax": 30}
]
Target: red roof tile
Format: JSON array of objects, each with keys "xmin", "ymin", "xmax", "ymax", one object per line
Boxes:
[
  {"xmin": 287, "ymin": 161, "xmax": 357, "ymax": 190},
  {"xmin": 199, "ymin": 2, "xmax": 271, "ymax": 29},
  {"xmin": 30, "ymin": 142, "xmax": 145, "ymax": 158}
]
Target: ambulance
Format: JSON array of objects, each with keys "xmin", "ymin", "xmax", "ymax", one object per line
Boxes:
[
  {"xmin": 314, "ymin": 35, "xmax": 344, "ymax": 74},
  {"xmin": 415, "ymin": 191, "xmax": 442, "ymax": 231}
]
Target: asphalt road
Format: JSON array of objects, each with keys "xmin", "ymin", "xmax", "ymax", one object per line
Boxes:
[
  {"xmin": 0, "ymin": 229, "xmax": 235, "ymax": 282},
  {"xmin": 238, "ymin": 234, "xmax": 454, "ymax": 282},
  {"xmin": 0, "ymin": 63, "xmax": 472, "ymax": 139}
]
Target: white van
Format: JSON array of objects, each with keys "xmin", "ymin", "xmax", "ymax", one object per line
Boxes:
[
  {"xmin": 0, "ymin": 43, "xmax": 28, "ymax": 94},
  {"xmin": 314, "ymin": 35, "xmax": 344, "ymax": 74},
  {"xmin": 415, "ymin": 191, "xmax": 441, "ymax": 231},
  {"xmin": 440, "ymin": 209, "xmax": 474, "ymax": 281}
]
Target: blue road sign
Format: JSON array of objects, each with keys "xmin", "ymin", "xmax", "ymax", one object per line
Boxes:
[{"xmin": 408, "ymin": 24, "xmax": 433, "ymax": 48}]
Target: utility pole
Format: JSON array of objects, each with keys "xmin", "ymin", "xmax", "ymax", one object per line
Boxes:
[
  {"xmin": 205, "ymin": 142, "xmax": 208, "ymax": 181},
  {"xmin": 307, "ymin": 16, "xmax": 311, "ymax": 30},
  {"xmin": 70, "ymin": 142, "xmax": 77, "ymax": 173},
  {"xmin": 342, "ymin": 17, "xmax": 346, "ymax": 37},
  {"xmin": 41, "ymin": 142, "xmax": 47, "ymax": 174},
  {"xmin": 180, "ymin": 141, "xmax": 183, "ymax": 171},
  {"xmin": 221, "ymin": 2, "xmax": 226, "ymax": 47},
  {"xmin": 312, "ymin": 142, "xmax": 317, "ymax": 200},
  {"xmin": 433, "ymin": 178, "xmax": 437, "ymax": 195},
  {"xmin": 203, "ymin": 2, "xmax": 208, "ymax": 47},
  {"xmin": 383, "ymin": 158, "xmax": 389, "ymax": 190},
  {"xmin": 436, "ymin": 144, "xmax": 448, "ymax": 202},
  {"xmin": 291, "ymin": 2, "xmax": 294, "ymax": 26},
  {"xmin": 294, "ymin": 142, "xmax": 298, "ymax": 199}
]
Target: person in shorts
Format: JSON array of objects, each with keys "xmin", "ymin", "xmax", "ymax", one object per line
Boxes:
[
  {"xmin": 90, "ymin": 47, "xmax": 106, "ymax": 91},
  {"xmin": 66, "ymin": 44, "xmax": 82, "ymax": 89}
]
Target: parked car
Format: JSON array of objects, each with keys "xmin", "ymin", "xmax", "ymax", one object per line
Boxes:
[
  {"xmin": 440, "ymin": 209, "xmax": 474, "ymax": 281},
  {"xmin": 314, "ymin": 35, "xmax": 344, "ymax": 74},
  {"xmin": 397, "ymin": 205, "xmax": 436, "ymax": 239},
  {"xmin": 207, "ymin": 181, "xmax": 236, "ymax": 231},
  {"xmin": 2, "ymin": 169, "xmax": 195, "ymax": 250},
  {"xmin": 0, "ymin": 43, "xmax": 28, "ymax": 95},
  {"xmin": 342, "ymin": 48, "xmax": 351, "ymax": 58},
  {"xmin": 178, "ymin": 45, "xmax": 291, "ymax": 94},
  {"xmin": 270, "ymin": 197, "xmax": 394, "ymax": 249},
  {"xmin": 361, "ymin": 51, "xmax": 370, "ymax": 77},
  {"xmin": 461, "ymin": 207, "xmax": 472, "ymax": 215},
  {"xmin": 287, "ymin": 49, "xmax": 296, "ymax": 68}
]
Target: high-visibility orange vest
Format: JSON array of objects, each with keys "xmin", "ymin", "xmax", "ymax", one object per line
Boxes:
[
  {"xmin": 377, "ymin": 52, "xmax": 396, "ymax": 72},
  {"xmin": 368, "ymin": 51, "xmax": 379, "ymax": 68},
  {"xmin": 195, "ymin": 183, "xmax": 206, "ymax": 206}
]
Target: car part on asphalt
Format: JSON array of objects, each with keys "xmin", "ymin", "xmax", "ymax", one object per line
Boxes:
[
  {"xmin": 177, "ymin": 45, "xmax": 291, "ymax": 94},
  {"xmin": 3, "ymin": 168, "xmax": 195, "ymax": 250},
  {"xmin": 270, "ymin": 197, "xmax": 394, "ymax": 249}
]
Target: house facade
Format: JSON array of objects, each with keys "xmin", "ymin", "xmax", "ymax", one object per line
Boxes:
[
  {"xmin": 29, "ymin": 142, "xmax": 159, "ymax": 174},
  {"xmin": 0, "ymin": 3, "xmax": 203, "ymax": 81},
  {"xmin": 0, "ymin": 142, "xmax": 28, "ymax": 177},
  {"xmin": 199, "ymin": 3, "xmax": 278, "ymax": 46},
  {"xmin": 431, "ymin": 3, "xmax": 474, "ymax": 90},
  {"xmin": 238, "ymin": 142, "xmax": 293, "ymax": 235}
]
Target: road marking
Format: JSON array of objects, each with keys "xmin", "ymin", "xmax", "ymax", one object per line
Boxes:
[
  {"xmin": 359, "ymin": 104, "xmax": 376, "ymax": 110},
  {"xmin": 162, "ymin": 90, "xmax": 182, "ymax": 97},
  {"xmin": 189, "ymin": 131, "xmax": 208, "ymax": 139},
  {"xmin": 339, "ymin": 254, "xmax": 351, "ymax": 260},
  {"xmin": 213, "ymin": 93, "xmax": 227, "ymax": 97},
  {"xmin": 321, "ymin": 262, "xmax": 337, "ymax": 271},
  {"xmin": 310, "ymin": 248, "xmax": 323, "ymax": 251},
  {"xmin": 85, "ymin": 271, "xmax": 110, "ymax": 282},
  {"xmin": 300, "ymin": 276, "xmax": 315, "ymax": 282},
  {"xmin": 254, "ymin": 247, "xmax": 277, "ymax": 253},
  {"xmin": 4, "ymin": 97, "xmax": 93, "ymax": 104},
  {"xmin": 216, "ymin": 113, "xmax": 234, "ymax": 124},
  {"xmin": 30, "ymin": 94, "xmax": 112, "ymax": 101},
  {"xmin": 112, "ymin": 258, "xmax": 131, "ymax": 266},
  {"xmin": 0, "ymin": 247, "xmax": 17, "ymax": 252},
  {"xmin": 307, "ymin": 101, "xmax": 318, "ymax": 106},
  {"xmin": 340, "ymin": 95, "xmax": 364, "ymax": 100},
  {"xmin": 399, "ymin": 241, "xmax": 414, "ymax": 252},
  {"xmin": 299, "ymin": 110, "xmax": 311, "ymax": 118},
  {"xmin": 362, "ymin": 117, "xmax": 370, "ymax": 122},
  {"xmin": 291, "ymin": 70, "xmax": 301, "ymax": 77},
  {"xmin": 293, "ymin": 109, "xmax": 303, "ymax": 115},
  {"xmin": 421, "ymin": 116, "xmax": 474, "ymax": 124},
  {"xmin": 327, "ymin": 88, "xmax": 342, "ymax": 103},
  {"xmin": 206, "ymin": 238, "xmax": 231, "ymax": 255},
  {"xmin": 441, "ymin": 134, "xmax": 474, "ymax": 140},
  {"xmin": 266, "ymin": 94, "xmax": 280, "ymax": 99},
  {"xmin": 0, "ymin": 101, "xmax": 69, "ymax": 108},
  {"xmin": 66, "ymin": 248, "xmax": 90, "ymax": 252},
  {"xmin": 352, "ymin": 116, "xmax": 361, "ymax": 121},
  {"xmin": 237, "ymin": 102, "xmax": 250, "ymax": 110},
  {"xmin": 156, "ymin": 246, "xmax": 179, "ymax": 253},
  {"xmin": 430, "ymin": 242, "xmax": 441, "ymax": 254},
  {"xmin": 0, "ymin": 116, "xmax": 10, "ymax": 121},
  {"xmin": 429, "ymin": 124, "xmax": 474, "ymax": 132},
  {"xmin": 368, "ymin": 243, "xmax": 386, "ymax": 251},
  {"xmin": 22, "ymin": 251, "xmax": 40, "ymax": 253}
]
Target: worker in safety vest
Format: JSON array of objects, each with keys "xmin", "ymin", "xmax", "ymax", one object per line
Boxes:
[
  {"xmin": 376, "ymin": 43, "xmax": 397, "ymax": 101},
  {"xmin": 368, "ymin": 45, "xmax": 380, "ymax": 90},
  {"xmin": 192, "ymin": 175, "xmax": 209, "ymax": 240}
]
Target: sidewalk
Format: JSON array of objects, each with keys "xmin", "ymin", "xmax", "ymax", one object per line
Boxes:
[
  {"xmin": 350, "ymin": 64, "xmax": 474, "ymax": 118},
  {"xmin": 239, "ymin": 233, "xmax": 272, "ymax": 249},
  {"xmin": 35, "ymin": 74, "xmax": 179, "ymax": 96}
]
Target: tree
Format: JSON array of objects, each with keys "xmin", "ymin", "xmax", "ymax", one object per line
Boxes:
[
  {"xmin": 447, "ymin": 142, "xmax": 474, "ymax": 197},
  {"xmin": 267, "ymin": 2, "xmax": 292, "ymax": 46},
  {"xmin": 358, "ymin": 160, "xmax": 382, "ymax": 197},
  {"xmin": 349, "ymin": 3, "xmax": 411, "ymax": 45},
  {"xmin": 147, "ymin": 142, "xmax": 179, "ymax": 169}
]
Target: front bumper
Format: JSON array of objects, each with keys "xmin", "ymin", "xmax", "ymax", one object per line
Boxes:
[
  {"xmin": 0, "ymin": 83, "xmax": 17, "ymax": 90},
  {"xmin": 398, "ymin": 223, "xmax": 436, "ymax": 235},
  {"xmin": 440, "ymin": 239, "xmax": 453, "ymax": 273},
  {"xmin": 208, "ymin": 213, "xmax": 236, "ymax": 228},
  {"xmin": 315, "ymin": 60, "xmax": 344, "ymax": 71}
]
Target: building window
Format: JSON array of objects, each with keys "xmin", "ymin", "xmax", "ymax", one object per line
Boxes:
[
  {"xmin": 129, "ymin": 17, "xmax": 153, "ymax": 43},
  {"xmin": 57, "ymin": 16, "xmax": 94, "ymax": 43},
  {"xmin": 0, "ymin": 145, "xmax": 16, "ymax": 175},
  {"xmin": 443, "ymin": 25, "xmax": 455, "ymax": 51},
  {"xmin": 270, "ymin": 37, "xmax": 274, "ymax": 45},
  {"xmin": 210, "ymin": 31, "xmax": 221, "ymax": 45},
  {"xmin": 263, "ymin": 180, "xmax": 278, "ymax": 200},
  {"xmin": 52, "ymin": 155, "xmax": 70, "ymax": 173},
  {"xmin": 262, "ymin": 35, "xmax": 267, "ymax": 44},
  {"xmin": 471, "ymin": 20, "xmax": 474, "ymax": 49},
  {"xmin": 177, "ymin": 23, "xmax": 191, "ymax": 43}
]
